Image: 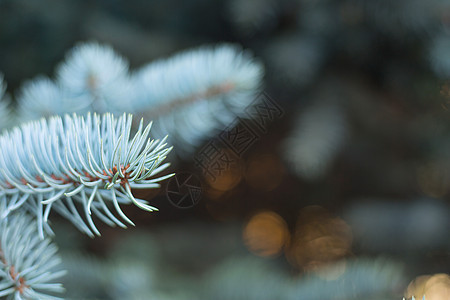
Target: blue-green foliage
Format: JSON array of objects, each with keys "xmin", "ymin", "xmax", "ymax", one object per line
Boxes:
[
  {"xmin": 16, "ymin": 76, "xmax": 90, "ymax": 123},
  {"xmin": 0, "ymin": 208, "xmax": 65, "ymax": 300},
  {"xmin": 55, "ymin": 42, "xmax": 132, "ymax": 114},
  {"xmin": 130, "ymin": 44, "xmax": 264, "ymax": 155},
  {"xmin": 14, "ymin": 42, "xmax": 264, "ymax": 156},
  {"xmin": 0, "ymin": 40, "xmax": 264, "ymax": 299},
  {"xmin": 0, "ymin": 113, "xmax": 172, "ymax": 238}
]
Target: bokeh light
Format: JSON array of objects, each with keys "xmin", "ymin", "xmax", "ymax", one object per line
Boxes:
[
  {"xmin": 405, "ymin": 273, "xmax": 450, "ymax": 300},
  {"xmin": 286, "ymin": 206, "xmax": 352, "ymax": 273},
  {"xmin": 203, "ymin": 148, "xmax": 244, "ymax": 192},
  {"xmin": 242, "ymin": 211, "xmax": 290, "ymax": 258}
]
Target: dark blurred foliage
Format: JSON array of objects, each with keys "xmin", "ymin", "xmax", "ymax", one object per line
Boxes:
[{"xmin": 1, "ymin": 0, "xmax": 450, "ymax": 299}]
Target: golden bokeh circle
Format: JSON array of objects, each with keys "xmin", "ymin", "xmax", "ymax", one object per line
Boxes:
[{"xmin": 243, "ymin": 211, "xmax": 290, "ymax": 258}]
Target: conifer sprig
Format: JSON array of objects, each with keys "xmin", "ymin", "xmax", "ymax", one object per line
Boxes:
[
  {"xmin": 0, "ymin": 113, "xmax": 173, "ymax": 237},
  {"xmin": 13, "ymin": 42, "xmax": 264, "ymax": 157},
  {"xmin": 131, "ymin": 44, "xmax": 264, "ymax": 155},
  {"xmin": 0, "ymin": 210, "xmax": 65, "ymax": 300}
]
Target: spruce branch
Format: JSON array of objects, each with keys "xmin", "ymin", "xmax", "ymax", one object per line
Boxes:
[
  {"xmin": 0, "ymin": 210, "xmax": 65, "ymax": 300},
  {"xmin": 56, "ymin": 41, "xmax": 133, "ymax": 113},
  {"xmin": 16, "ymin": 76, "xmax": 90, "ymax": 123},
  {"xmin": 0, "ymin": 113, "xmax": 173, "ymax": 238},
  {"xmin": 13, "ymin": 42, "xmax": 263, "ymax": 157},
  {"xmin": 12, "ymin": 42, "xmax": 264, "ymax": 158},
  {"xmin": 130, "ymin": 44, "xmax": 264, "ymax": 155}
]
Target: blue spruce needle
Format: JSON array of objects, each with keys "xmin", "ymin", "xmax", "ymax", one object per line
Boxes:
[
  {"xmin": 0, "ymin": 209, "xmax": 65, "ymax": 300},
  {"xmin": 0, "ymin": 113, "xmax": 173, "ymax": 238}
]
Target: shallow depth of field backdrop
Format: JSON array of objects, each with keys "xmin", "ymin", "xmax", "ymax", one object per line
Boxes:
[{"xmin": 1, "ymin": 0, "xmax": 450, "ymax": 299}]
